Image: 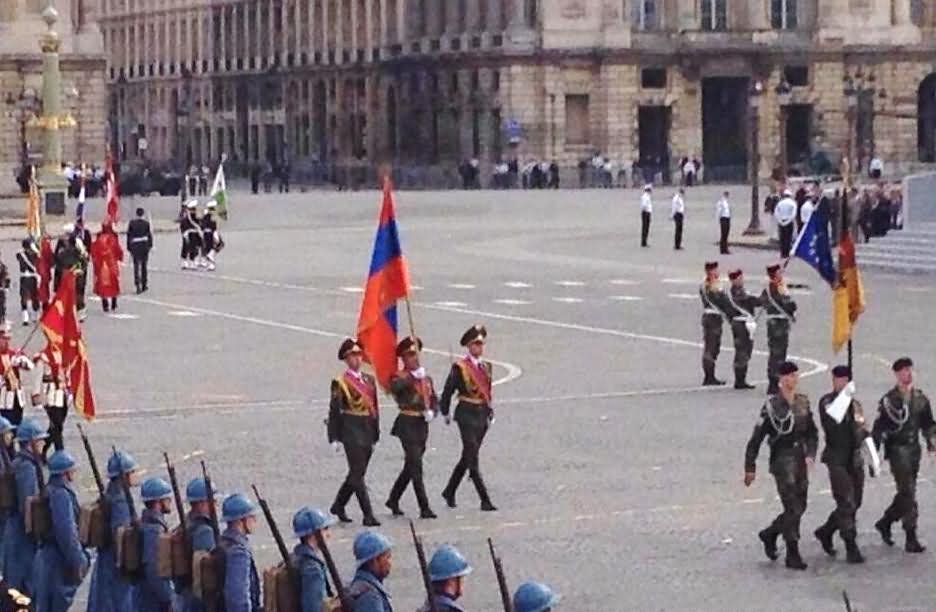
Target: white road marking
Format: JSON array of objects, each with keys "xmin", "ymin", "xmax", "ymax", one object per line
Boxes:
[
  {"xmin": 109, "ymin": 313, "xmax": 139, "ymax": 320},
  {"xmin": 493, "ymin": 299, "xmax": 533, "ymax": 306},
  {"xmin": 668, "ymin": 293, "xmax": 697, "ymax": 300},
  {"xmin": 662, "ymin": 278, "xmax": 696, "ymax": 284},
  {"xmin": 608, "ymin": 295, "xmax": 643, "ymax": 302},
  {"xmin": 433, "ymin": 301, "xmax": 468, "ymax": 308},
  {"xmin": 339, "ymin": 286, "xmax": 363, "ymax": 293},
  {"xmin": 554, "ymin": 280, "xmax": 586, "ymax": 287},
  {"xmin": 503, "ymin": 281, "xmax": 532, "ymax": 288},
  {"xmin": 167, "ymin": 310, "xmax": 202, "ymax": 317},
  {"xmin": 609, "ymin": 279, "xmax": 639, "ymax": 286},
  {"xmin": 448, "ymin": 283, "xmax": 476, "ymax": 290},
  {"xmin": 409, "ymin": 285, "xmax": 424, "ymax": 291},
  {"xmin": 552, "ymin": 297, "xmax": 584, "ymax": 303}
]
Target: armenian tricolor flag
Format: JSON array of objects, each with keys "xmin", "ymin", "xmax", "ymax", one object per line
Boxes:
[{"xmin": 356, "ymin": 180, "xmax": 411, "ymax": 389}]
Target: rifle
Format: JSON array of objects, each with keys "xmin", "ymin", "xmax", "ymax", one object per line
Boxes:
[
  {"xmin": 112, "ymin": 446, "xmax": 138, "ymax": 524},
  {"xmin": 409, "ymin": 520, "xmax": 439, "ymax": 612},
  {"xmin": 164, "ymin": 453, "xmax": 187, "ymax": 530},
  {"xmin": 313, "ymin": 523, "xmax": 352, "ymax": 610},
  {"xmin": 488, "ymin": 538, "xmax": 513, "ymax": 612},
  {"xmin": 251, "ymin": 484, "xmax": 291, "ymax": 568},
  {"xmin": 77, "ymin": 423, "xmax": 105, "ymax": 497},
  {"xmin": 200, "ymin": 461, "xmax": 221, "ymax": 544},
  {"xmin": 842, "ymin": 590, "xmax": 854, "ymax": 612}
]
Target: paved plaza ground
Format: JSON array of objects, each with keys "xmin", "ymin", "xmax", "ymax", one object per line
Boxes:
[{"xmin": 16, "ymin": 185, "xmax": 936, "ymax": 611}]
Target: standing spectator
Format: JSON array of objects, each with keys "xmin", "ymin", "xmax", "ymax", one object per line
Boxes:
[
  {"xmin": 799, "ymin": 192, "xmax": 815, "ymax": 228},
  {"xmin": 279, "ymin": 160, "xmax": 291, "ymax": 193},
  {"xmin": 640, "ymin": 185, "xmax": 653, "ymax": 248},
  {"xmin": 250, "ymin": 162, "xmax": 261, "ymax": 194},
  {"xmin": 127, "ymin": 207, "xmax": 153, "ymax": 293},
  {"xmin": 602, "ymin": 158, "xmax": 614, "ymax": 188},
  {"xmin": 548, "ymin": 161, "xmax": 560, "ymax": 189},
  {"xmin": 869, "ymin": 155, "xmax": 883, "ymax": 179},
  {"xmin": 199, "ymin": 165, "xmax": 210, "ymax": 195},
  {"xmin": 187, "ymin": 165, "xmax": 198, "ymax": 196},
  {"xmin": 577, "ymin": 159, "xmax": 587, "ymax": 188},
  {"xmin": 682, "ymin": 156, "xmax": 696, "ymax": 187},
  {"xmin": 774, "ymin": 190, "xmax": 797, "ymax": 258},
  {"xmin": 716, "ymin": 190, "xmax": 732, "ymax": 255},
  {"xmin": 794, "ymin": 184, "xmax": 808, "ymax": 234},
  {"xmin": 890, "ymin": 185, "xmax": 903, "ymax": 229},
  {"xmin": 91, "ymin": 221, "xmax": 123, "ymax": 313},
  {"xmin": 671, "ymin": 188, "xmax": 686, "ymax": 250}
]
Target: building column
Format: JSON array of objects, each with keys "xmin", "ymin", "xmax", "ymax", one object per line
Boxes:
[
  {"xmin": 895, "ymin": 0, "xmax": 912, "ymax": 24},
  {"xmin": 466, "ymin": 0, "xmax": 481, "ymax": 31},
  {"xmin": 748, "ymin": 0, "xmax": 769, "ymax": 29}
]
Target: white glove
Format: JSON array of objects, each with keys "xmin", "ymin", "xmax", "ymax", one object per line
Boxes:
[
  {"xmin": 331, "ymin": 441, "xmax": 340, "ymax": 453},
  {"xmin": 412, "ymin": 367, "xmax": 426, "ymax": 380},
  {"xmin": 424, "ymin": 410, "xmax": 435, "ymax": 423}
]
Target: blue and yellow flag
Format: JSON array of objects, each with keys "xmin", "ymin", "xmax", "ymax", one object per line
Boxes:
[{"xmin": 791, "ymin": 205, "xmax": 836, "ymax": 286}]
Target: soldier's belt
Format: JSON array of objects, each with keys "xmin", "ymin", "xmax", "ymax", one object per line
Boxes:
[
  {"xmin": 766, "ymin": 314, "xmax": 790, "ymax": 320},
  {"xmin": 458, "ymin": 397, "xmax": 487, "ymax": 406},
  {"xmin": 341, "ymin": 410, "xmax": 373, "ymax": 418},
  {"xmin": 399, "ymin": 409, "xmax": 424, "ymax": 417},
  {"xmin": 703, "ymin": 309, "xmax": 721, "ymax": 315}
]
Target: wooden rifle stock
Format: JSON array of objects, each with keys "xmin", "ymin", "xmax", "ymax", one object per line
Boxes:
[
  {"xmin": 313, "ymin": 527, "xmax": 352, "ymax": 610},
  {"xmin": 164, "ymin": 453, "xmax": 187, "ymax": 530},
  {"xmin": 77, "ymin": 423, "xmax": 105, "ymax": 496},
  {"xmin": 488, "ymin": 538, "xmax": 513, "ymax": 612}
]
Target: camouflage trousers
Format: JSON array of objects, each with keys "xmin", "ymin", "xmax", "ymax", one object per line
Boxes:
[
  {"xmin": 880, "ymin": 447, "xmax": 921, "ymax": 531},
  {"xmin": 701, "ymin": 317, "xmax": 723, "ymax": 370},
  {"xmin": 730, "ymin": 322, "xmax": 753, "ymax": 369},
  {"xmin": 820, "ymin": 462, "xmax": 865, "ymax": 540},
  {"xmin": 765, "ymin": 457, "xmax": 809, "ymax": 543},
  {"xmin": 766, "ymin": 320, "xmax": 791, "ymax": 387}
]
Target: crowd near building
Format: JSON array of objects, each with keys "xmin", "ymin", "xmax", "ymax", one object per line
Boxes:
[{"xmin": 6, "ymin": 1, "xmax": 936, "ymax": 189}]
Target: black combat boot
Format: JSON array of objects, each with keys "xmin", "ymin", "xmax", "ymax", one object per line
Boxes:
[
  {"xmin": 357, "ymin": 489, "xmax": 381, "ymax": 527},
  {"xmin": 905, "ymin": 529, "xmax": 927, "ymax": 554},
  {"xmin": 875, "ymin": 518, "xmax": 894, "ymax": 546},
  {"xmin": 734, "ymin": 367, "xmax": 756, "ymax": 390},
  {"xmin": 471, "ymin": 473, "xmax": 498, "ymax": 512},
  {"xmin": 844, "ymin": 537, "xmax": 865, "ymax": 564},
  {"xmin": 330, "ymin": 484, "xmax": 353, "ymax": 523},
  {"xmin": 758, "ymin": 528, "xmax": 779, "ymax": 561},
  {"xmin": 766, "ymin": 376, "xmax": 779, "ymax": 395},
  {"xmin": 702, "ymin": 364, "xmax": 726, "ymax": 386},
  {"xmin": 385, "ymin": 473, "xmax": 407, "ymax": 516},
  {"xmin": 814, "ymin": 524, "xmax": 837, "ymax": 557},
  {"xmin": 442, "ymin": 463, "xmax": 467, "ymax": 508},
  {"xmin": 413, "ymin": 480, "xmax": 437, "ymax": 519},
  {"xmin": 784, "ymin": 541, "xmax": 808, "ymax": 570}
]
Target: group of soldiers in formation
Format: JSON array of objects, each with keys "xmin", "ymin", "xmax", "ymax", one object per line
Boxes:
[
  {"xmin": 178, "ymin": 200, "xmax": 223, "ymax": 273},
  {"xmin": 744, "ymin": 357, "xmax": 935, "ymax": 570},
  {"xmin": 698, "ymin": 260, "xmax": 797, "ymax": 393},
  {"xmin": 0, "ymin": 324, "xmax": 559, "ymax": 611}
]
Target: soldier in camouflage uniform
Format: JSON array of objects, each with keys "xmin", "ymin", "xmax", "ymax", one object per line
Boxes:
[
  {"xmin": 744, "ymin": 361, "xmax": 818, "ymax": 570},
  {"xmin": 760, "ymin": 264, "xmax": 797, "ymax": 395},
  {"xmin": 872, "ymin": 357, "xmax": 936, "ymax": 553},
  {"xmin": 699, "ymin": 261, "xmax": 729, "ymax": 386},
  {"xmin": 814, "ymin": 365, "xmax": 869, "ymax": 564},
  {"xmin": 725, "ymin": 269, "xmax": 759, "ymax": 390}
]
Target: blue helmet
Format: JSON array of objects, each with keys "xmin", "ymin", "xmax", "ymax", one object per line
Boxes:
[
  {"xmin": 185, "ymin": 477, "xmax": 217, "ymax": 503},
  {"xmin": 353, "ymin": 530, "xmax": 393, "ymax": 568},
  {"xmin": 0, "ymin": 416, "xmax": 14, "ymax": 434},
  {"xmin": 15, "ymin": 418, "xmax": 48, "ymax": 442},
  {"xmin": 293, "ymin": 506, "xmax": 335, "ymax": 538},
  {"xmin": 428, "ymin": 544, "xmax": 472, "ymax": 582},
  {"xmin": 513, "ymin": 581, "xmax": 560, "ymax": 612},
  {"xmin": 221, "ymin": 493, "xmax": 258, "ymax": 523},
  {"xmin": 141, "ymin": 477, "xmax": 173, "ymax": 502},
  {"xmin": 107, "ymin": 450, "xmax": 138, "ymax": 478},
  {"xmin": 48, "ymin": 450, "xmax": 77, "ymax": 475}
]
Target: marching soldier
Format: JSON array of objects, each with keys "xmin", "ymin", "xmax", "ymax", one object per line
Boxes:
[
  {"xmin": 16, "ymin": 239, "xmax": 41, "ymax": 326},
  {"xmin": 33, "ymin": 342, "xmax": 69, "ymax": 460},
  {"xmin": 33, "ymin": 450, "xmax": 91, "ymax": 612},
  {"xmin": 53, "ymin": 225, "xmax": 80, "ymax": 292},
  {"xmin": 386, "ymin": 336, "xmax": 438, "ymax": 519},
  {"xmin": 760, "ymin": 264, "xmax": 797, "ymax": 395},
  {"xmin": 291, "ymin": 506, "xmax": 335, "ymax": 612},
  {"xmin": 0, "ymin": 329, "xmax": 34, "ymax": 426},
  {"xmin": 744, "ymin": 361, "xmax": 817, "ymax": 571},
  {"xmin": 220, "ymin": 493, "xmax": 261, "ymax": 612},
  {"xmin": 348, "ymin": 530, "xmax": 394, "ymax": 612},
  {"xmin": 699, "ymin": 262, "xmax": 728, "ymax": 386},
  {"xmin": 199, "ymin": 201, "xmax": 221, "ymax": 272},
  {"xmin": 0, "ymin": 249, "xmax": 10, "ymax": 331},
  {"xmin": 0, "ymin": 416, "xmax": 13, "ymax": 553},
  {"xmin": 440, "ymin": 325, "xmax": 497, "ymax": 512},
  {"xmin": 725, "ymin": 270, "xmax": 759, "ymax": 390},
  {"xmin": 176, "ymin": 477, "xmax": 217, "ymax": 612},
  {"xmin": 813, "ymin": 365, "xmax": 869, "ymax": 564},
  {"xmin": 2, "ymin": 418, "xmax": 47, "ymax": 592},
  {"xmin": 136, "ymin": 477, "xmax": 175, "ymax": 612},
  {"xmin": 420, "ymin": 545, "xmax": 472, "ymax": 612},
  {"xmin": 179, "ymin": 200, "xmax": 203, "ymax": 271},
  {"xmin": 872, "ymin": 357, "xmax": 936, "ymax": 553},
  {"xmin": 328, "ymin": 338, "xmax": 381, "ymax": 527},
  {"xmin": 86, "ymin": 450, "xmax": 140, "ymax": 612},
  {"xmin": 126, "ymin": 207, "xmax": 153, "ymax": 294},
  {"xmin": 73, "ymin": 221, "xmax": 92, "ymax": 319},
  {"xmin": 513, "ymin": 582, "xmax": 561, "ymax": 612}
]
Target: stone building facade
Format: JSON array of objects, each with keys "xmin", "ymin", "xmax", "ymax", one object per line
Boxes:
[
  {"xmin": 99, "ymin": 0, "xmax": 936, "ymax": 183},
  {"xmin": 0, "ymin": 0, "xmax": 107, "ymax": 193}
]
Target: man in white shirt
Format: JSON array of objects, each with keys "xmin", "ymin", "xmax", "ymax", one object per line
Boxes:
[
  {"xmin": 640, "ymin": 185, "xmax": 653, "ymax": 247},
  {"xmin": 716, "ymin": 191, "xmax": 731, "ymax": 255},
  {"xmin": 799, "ymin": 195, "xmax": 814, "ymax": 228},
  {"xmin": 774, "ymin": 190, "xmax": 798, "ymax": 258},
  {"xmin": 869, "ymin": 156, "xmax": 883, "ymax": 179},
  {"xmin": 671, "ymin": 188, "xmax": 686, "ymax": 250},
  {"xmin": 683, "ymin": 158, "xmax": 696, "ymax": 187}
]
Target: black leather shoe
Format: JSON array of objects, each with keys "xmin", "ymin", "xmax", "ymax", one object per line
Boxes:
[
  {"xmin": 419, "ymin": 509, "xmax": 438, "ymax": 519},
  {"xmin": 385, "ymin": 501, "xmax": 404, "ymax": 517},
  {"xmin": 330, "ymin": 505, "xmax": 352, "ymax": 524},
  {"xmin": 442, "ymin": 491, "xmax": 456, "ymax": 509},
  {"xmin": 758, "ymin": 528, "xmax": 779, "ymax": 561},
  {"xmin": 814, "ymin": 526, "xmax": 836, "ymax": 557},
  {"xmin": 363, "ymin": 515, "xmax": 382, "ymax": 527},
  {"xmin": 875, "ymin": 519, "xmax": 894, "ymax": 546},
  {"xmin": 480, "ymin": 501, "xmax": 498, "ymax": 512}
]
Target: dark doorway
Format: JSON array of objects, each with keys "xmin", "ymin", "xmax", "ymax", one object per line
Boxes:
[
  {"xmin": 918, "ymin": 74, "xmax": 936, "ymax": 162},
  {"xmin": 638, "ymin": 106, "xmax": 671, "ymax": 183},
  {"xmin": 702, "ymin": 77, "xmax": 749, "ymax": 182},
  {"xmin": 786, "ymin": 104, "xmax": 812, "ymax": 168},
  {"xmin": 855, "ymin": 90, "xmax": 875, "ymax": 169}
]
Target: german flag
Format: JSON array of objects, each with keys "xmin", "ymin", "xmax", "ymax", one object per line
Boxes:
[{"xmin": 832, "ymin": 231, "xmax": 865, "ymax": 353}]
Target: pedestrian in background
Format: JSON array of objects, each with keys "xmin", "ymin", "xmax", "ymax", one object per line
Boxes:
[
  {"xmin": 671, "ymin": 188, "xmax": 686, "ymax": 250},
  {"xmin": 640, "ymin": 185, "xmax": 653, "ymax": 248},
  {"xmin": 716, "ymin": 190, "xmax": 731, "ymax": 255}
]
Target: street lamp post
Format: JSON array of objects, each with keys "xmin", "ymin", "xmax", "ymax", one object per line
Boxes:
[
  {"xmin": 744, "ymin": 80, "xmax": 764, "ymax": 236},
  {"xmin": 775, "ymin": 79, "xmax": 792, "ymax": 180}
]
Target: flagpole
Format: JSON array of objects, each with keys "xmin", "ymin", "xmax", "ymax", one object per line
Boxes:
[{"xmin": 842, "ymin": 159, "xmax": 854, "ymax": 379}]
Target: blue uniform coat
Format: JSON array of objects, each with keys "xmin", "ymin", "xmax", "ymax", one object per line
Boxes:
[
  {"xmin": 135, "ymin": 507, "xmax": 174, "ymax": 612},
  {"xmin": 221, "ymin": 526, "xmax": 260, "ymax": 612},
  {"xmin": 176, "ymin": 510, "xmax": 217, "ymax": 612},
  {"xmin": 1, "ymin": 448, "xmax": 43, "ymax": 591},
  {"xmin": 86, "ymin": 479, "xmax": 136, "ymax": 612},
  {"xmin": 33, "ymin": 475, "xmax": 90, "ymax": 612},
  {"xmin": 295, "ymin": 542, "xmax": 331, "ymax": 612},
  {"xmin": 348, "ymin": 569, "xmax": 393, "ymax": 612}
]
